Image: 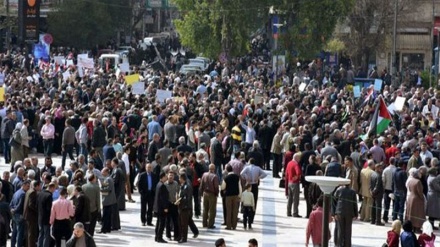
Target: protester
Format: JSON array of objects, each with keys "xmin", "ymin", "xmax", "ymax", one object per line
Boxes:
[{"xmin": 66, "ymin": 222, "xmax": 96, "ymax": 247}]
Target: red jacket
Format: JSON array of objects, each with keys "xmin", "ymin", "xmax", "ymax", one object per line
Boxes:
[
  {"xmin": 285, "ymin": 160, "xmax": 301, "ymax": 195},
  {"xmin": 387, "ymin": 230, "xmax": 399, "ymax": 247}
]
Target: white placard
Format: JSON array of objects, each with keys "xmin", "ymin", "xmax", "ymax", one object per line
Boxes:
[
  {"xmin": 77, "ymin": 66, "xmax": 84, "ymax": 78},
  {"xmin": 254, "ymin": 95, "xmax": 263, "ymax": 104},
  {"xmin": 63, "ymin": 71, "xmax": 70, "ymax": 82},
  {"xmin": 388, "ymin": 103, "xmax": 396, "ymax": 115},
  {"xmin": 156, "ymin": 89, "xmax": 172, "ymax": 103},
  {"xmin": 299, "ymin": 82, "xmax": 307, "ymax": 92},
  {"xmin": 132, "ymin": 82, "xmax": 145, "ymax": 95},
  {"xmin": 0, "ymin": 73, "xmax": 4, "ymax": 86},
  {"xmin": 54, "ymin": 56, "xmax": 64, "ymax": 65},
  {"xmin": 394, "ymin": 96, "xmax": 406, "ymax": 111},
  {"xmin": 77, "ymin": 57, "xmax": 94, "ymax": 69},
  {"xmin": 120, "ymin": 63, "xmax": 130, "ymax": 73},
  {"xmin": 66, "ymin": 59, "xmax": 74, "ymax": 66}
]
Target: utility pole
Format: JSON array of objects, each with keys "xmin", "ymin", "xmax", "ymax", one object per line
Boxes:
[
  {"xmin": 391, "ymin": 0, "xmax": 397, "ymax": 77},
  {"xmin": 5, "ymin": 0, "xmax": 10, "ymax": 50},
  {"xmin": 431, "ymin": 0, "xmax": 435, "ymax": 88}
]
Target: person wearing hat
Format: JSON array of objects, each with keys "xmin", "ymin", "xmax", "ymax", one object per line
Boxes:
[
  {"xmin": 66, "ymin": 222, "xmax": 96, "ymax": 247},
  {"xmin": 370, "ymin": 163, "xmax": 384, "ymax": 226}
]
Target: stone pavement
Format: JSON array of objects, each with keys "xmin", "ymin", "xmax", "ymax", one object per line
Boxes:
[{"xmin": 1, "ymin": 155, "xmax": 435, "ymax": 246}]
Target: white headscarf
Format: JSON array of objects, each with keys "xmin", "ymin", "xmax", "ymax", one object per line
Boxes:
[
  {"xmin": 15, "ymin": 123, "xmax": 22, "ymax": 130},
  {"xmin": 422, "ymin": 221, "xmax": 433, "ymax": 236}
]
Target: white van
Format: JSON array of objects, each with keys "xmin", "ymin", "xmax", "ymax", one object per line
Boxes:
[{"xmin": 98, "ymin": 54, "xmax": 122, "ymax": 70}]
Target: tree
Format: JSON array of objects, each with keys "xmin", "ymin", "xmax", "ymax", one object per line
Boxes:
[
  {"xmin": 339, "ymin": 0, "xmax": 416, "ymax": 71},
  {"xmin": 274, "ymin": 0, "xmax": 354, "ymax": 60},
  {"xmin": 172, "ymin": 0, "xmax": 353, "ymax": 60},
  {"xmin": 47, "ymin": 0, "xmax": 132, "ymax": 49},
  {"xmin": 172, "ymin": 0, "xmax": 269, "ymax": 59}
]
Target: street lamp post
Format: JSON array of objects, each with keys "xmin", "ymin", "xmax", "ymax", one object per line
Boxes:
[
  {"xmin": 305, "ymin": 176, "xmax": 350, "ymax": 247},
  {"xmin": 273, "ymin": 23, "xmax": 284, "ymax": 86},
  {"xmin": 435, "ymin": 27, "xmax": 440, "ymax": 86}
]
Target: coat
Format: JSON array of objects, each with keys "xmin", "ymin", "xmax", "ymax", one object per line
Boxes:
[
  {"xmin": 405, "ymin": 177, "xmax": 426, "ymax": 228},
  {"xmin": 66, "ymin": 232, "xmax": 96, "ymax": 247},
  {"xmin": 270, "ymin": 132, "xmax": 283, "ymax": 154},
  {"xmin": 360, "ymin": 167, "xmax": 374, "ymax": 198},
  {"xmin": 153, "ymin": 181, "xmax": 169, "ymax": 215},
  {"xmin": 101, "ymin": 177, "xmax": 117, "ymax": 206},
  {"xmin": 426, "ymin": 175, "xmax": 440, "ymax": 218}
]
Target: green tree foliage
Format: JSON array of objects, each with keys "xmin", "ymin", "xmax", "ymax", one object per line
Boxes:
[
  {"xmin": 275, "ymin": 0, "xmax": 353, "ymax": 59},
  {"xmin": 173, "ymin": 0, "xmax": 353, "ymax": 60},
  {"xmin": 173, "ymin": 0, "xmax": 268, "ymax": 59},
  {"xmin": 47, "ymin": 0, "xmax": 132, "ymax": 49}
]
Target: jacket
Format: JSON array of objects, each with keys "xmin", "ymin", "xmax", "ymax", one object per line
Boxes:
[
  {"xmin": 101, "ymin": 177, "xmax": 117, "ymax": 206},
  {"xmin": 37, "ymin": 190, "xmax": 53, "ymax": 225},
  {"xmin": 332, "ymin": 185, "xmax": 358, "ymax": 218},
  {"xmin": 138, "ymin": 172, "xmax": 157, "ymax": 195},
  {"xmin": 178, "ymin": 182, "xmax": 192, "ymax": 211},
  {"xmin": 66, "ymin": 232, "xmax": 96, "ymax": 247},
  {"xmin": 92, "ymin": 125, "xmax": 106, "ymax": 148},
  {"xmin": 1, "ymin": 117, "xmax": 15, "ymax": 139},
  {"xmin": 23, "ymin": 189, "xmax": 38, "ymax": 222},
  {"xmin": 153, "ymin": 181, "xmax": 169, "ymax": 214},
  {"xmin": 62, "ymin": 125, "xmax": 75, "ymax": 146},
  {"xmin": 392, "ymin": 167, "xmax": 408, "ymax": 193},
  {"xmin": 82, "ymin": 182, "xmax": 101, "ymax": 213},
  {"xmin": 270, "ymin": 132, "xmax": 283, "ymax": 154},
  {"xmin": 369, "ymin": 171, "xmax": 384, "ymax": 198},
  {"xmin": 74, "ymin": 192, "xmax": 91, "ymax": 223}
]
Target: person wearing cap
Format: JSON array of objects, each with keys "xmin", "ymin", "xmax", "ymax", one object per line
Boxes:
[
  {"xmin": 40, "ymin": 115, "xmax": 55, "ymax": 157},
  {"xmin": 66, "ymin": 222, "xmax": 96, "ymax": 247},
  {"xmin": 370, "ymin": 163, "xmax": 384, "ymax": 226}
]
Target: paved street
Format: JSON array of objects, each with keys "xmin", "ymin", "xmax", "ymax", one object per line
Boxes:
[{"xmin": 0, "ymin": 155, "xmax": 430, "ymax": 247}]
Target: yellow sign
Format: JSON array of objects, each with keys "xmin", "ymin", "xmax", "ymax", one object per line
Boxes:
[
  {"xmin": 0, "ymin": 87, "xmax": 5, "ymax": 102},
  {"xmin": 125, "ymin": 74, "xmax": 140, "ymax": 85}
]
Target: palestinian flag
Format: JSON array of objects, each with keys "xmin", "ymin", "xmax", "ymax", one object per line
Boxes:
[{"xmin": 369, "ymin": 96, "xmax": 392, "ymax": 135}]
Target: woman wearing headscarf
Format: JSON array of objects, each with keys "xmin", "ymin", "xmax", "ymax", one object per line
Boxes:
[
  {"xmin": 417, "ymin": 221, "xmax": 436, "ymax": 246},
  {"xmin": 405, "ymin": 168, "xmax": 426, "ymax": 232},
  {"xmin": 426, "ymin": 167, "xmax": 440, "ymax": 229},
  {"xmin": 10, "ymin": 123, "xmax": 24, "ymax": 167}
]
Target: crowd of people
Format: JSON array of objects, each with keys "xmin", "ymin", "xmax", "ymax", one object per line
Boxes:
[{"xmin": 0, "ymin": 44, "xmax": 439, "ymax": 247}]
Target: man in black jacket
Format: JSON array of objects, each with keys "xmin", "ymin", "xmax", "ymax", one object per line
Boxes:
[
  {"xmin": 370, "ymin": 163, "xmax": 384, "ymax": 226},
  {"xmin": 73, "ymin": 186, "xmax": 91, "ymax": 225},
  {"xmin": 66, "ymin": 222, "xmax": 96, "ymax": 247},
  {"xmin": 257, "ymin": 119, "xmax": 273, "ymax": 170},
  {"xmin": 210, "ymin": 132, "xmax": 224, "ymax": 181},
  {"xmin": 177, "ymin": 173, "xmax": 192, "ymax": 243},
  {"xmin": 154, "ymin": 172, "xmax": 169, "ymax": 243},
  {"xmin": 138, "ymin": 163, "xmax": 156, "ymax": 226},
  {"xmin": 332, "ymin": 184, "xmax": 358, "ymax": 247},
  {"xmin": 221, "ymin": 164, "xmax": 241, "ymax": 230},
  {"xmin": 92, "ymin": 119, "xmax": 106, "ymax": 162},
  {"xmin": 37, "ymin": 182, "xmax": 56, "ymax": 247},
  {"xmin": 392, "ymin": 160, "xmax": 408, "ymax": 222}
]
